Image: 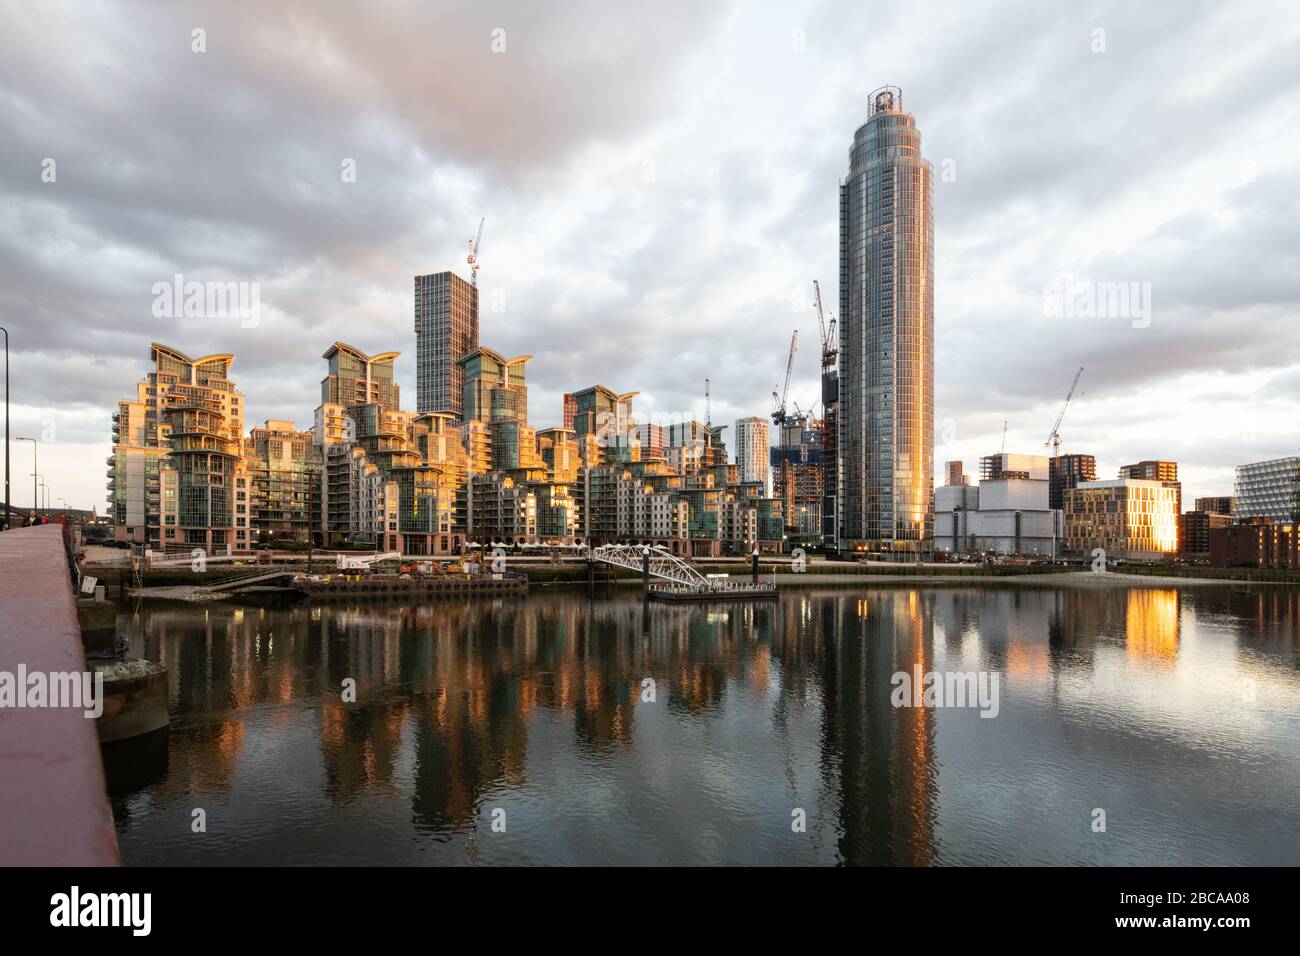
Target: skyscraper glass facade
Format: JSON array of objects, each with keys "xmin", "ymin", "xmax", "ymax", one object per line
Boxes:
[
  {"xmin": 414, "ymin": 271, "xmax": 478, "ymax": 419},
  {"xmin": 838, "ymin": 86, "xmax": 934, "ymax": 555}
]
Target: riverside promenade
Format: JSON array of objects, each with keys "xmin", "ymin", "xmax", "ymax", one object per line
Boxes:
[{"xmin": 0, "ymin": 524, "xmax": 119, "ymax": 866}]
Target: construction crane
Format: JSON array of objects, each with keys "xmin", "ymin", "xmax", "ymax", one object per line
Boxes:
[
  {"xmin": 1000, "ymin": 420, "xmax": 1007, "ymax": 454},
  {"xmin": 813, "ymin": 280, "xmax": 837, "ymax": 370},
  {"xmin": 1045, "ymin": 366, "xmax": 1085, "ymax": 456},
  {"xmin": 704, "ymin": 378, "xmax": 712, "ymax": 453},
  {"xmin": 771, "ymin": 330, "xmax": 799, "ymax": 426},
  {"xmin": 467, "ymin": 217, "xmax": 485, "ymax": 287}
]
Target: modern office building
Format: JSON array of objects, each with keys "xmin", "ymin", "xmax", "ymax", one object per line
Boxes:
[
  {"xmin": 1119, "ymin": 460, "xmax": 1181, "ymax": 546},
  {"xmin": 1233, "ymin": 457, "xmax": 1300, "ymax": 523},
  {"xmin": 414, "ymin": 270, "xmax": 478, "ymax": 419},
  {"xmin": 734, "ymin": 417, "xmax": 770, "ymax": 495},
  {"xmin": 1062, "ymin": 478, "xmax": 1180, "ymax": 560},
  {"xmin": 1049, "ymin": 453, "xmax": 1096, "ymax": 510},
  {"xmin": 108, "ymin": 343, "xmax": 249, "ymax": 553},
  {"xmin": 945, "ymin": 460, "xmax": 968, "ymax": 487},
  {"xmin": 1194, "ymin": 496, "xmax": 1233, "ymax": 516},
  {"xmin": 837, "ymin": 85, "xmax": 934, "ymax": 556}
]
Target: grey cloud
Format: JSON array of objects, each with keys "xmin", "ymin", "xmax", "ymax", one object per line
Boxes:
[{"xmin": 1, "ymin": 0, "xmax": 1298, "ymax": 510}]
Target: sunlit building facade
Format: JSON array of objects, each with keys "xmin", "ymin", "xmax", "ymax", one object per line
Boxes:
[
  {"xmin": 838, "ymin": 86, "xmax": 934, "ymax": 556},
  {"xmin": 571, "ymin": 384, "xmax": 639, "ymax": 456},
  {"xmin": 414, "ymin": 270, "xmax": 478, "ymax": 419},
  {"xmin": 734, "ymin": 416, "xmax": 770, "ymax": 495},
  {"xmin": 245, "ymin": 419, "xmax": 321, "ymax": 544},
  {"xmin": 1062, "ymin": 478, "xmax": 1180, "ymax": 560},
  {"xmin": 108, "ymin": 343, "xmax": 248, "ymax": 553}
]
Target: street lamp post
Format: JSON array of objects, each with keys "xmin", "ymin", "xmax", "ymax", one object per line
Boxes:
[{"xmin": 16, "ymin": 437, "xmax": 35, "ymax": 521}]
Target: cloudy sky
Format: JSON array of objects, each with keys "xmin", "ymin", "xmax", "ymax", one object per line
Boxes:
[{"xmin": 1, "ymin": 0, "xmax": 1298, "ymax": 511}]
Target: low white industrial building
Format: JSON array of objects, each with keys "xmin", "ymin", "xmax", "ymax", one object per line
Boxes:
[{"xmin": 935, "ymin": 474, "xmax": 1061, "ymax": 557}]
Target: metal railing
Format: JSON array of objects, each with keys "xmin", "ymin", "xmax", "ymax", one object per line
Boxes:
[
  {"xmin": 587, "ymin": 544, "xmax": 710, "ymax": 588},
  {"xmin": 648, "ymin": 579, "xmax": 776, "ymax": 594}
]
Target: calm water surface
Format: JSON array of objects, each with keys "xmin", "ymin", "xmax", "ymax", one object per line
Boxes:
[{"xmin": 104, "ymin": 585, "xmax": 1300, "ymax": 865}]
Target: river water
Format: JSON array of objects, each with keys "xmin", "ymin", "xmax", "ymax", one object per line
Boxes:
[{"xmin": 103, "ymin": 584, "xmax": 1300, "ymax": 865}]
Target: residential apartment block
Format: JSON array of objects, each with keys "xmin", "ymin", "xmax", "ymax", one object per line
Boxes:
[
  {"xmin": 108, "ymin": 343, "xmax": 249, "ymax": 554},
  {"xmin": 1210, "ymin": 521, "xmax": 1300, "ymax": 569},
  {"xmin": 1048, "ymin": 453, "xmax": 1096, "ymax": 511},
  {"xmin": 1194, "ymin": 496, "xmax": 1233, "ymax": 516},
  {"xmin": 111, "ymin": 335, "xmax": 786, "ymax": 558},
  {"xmin": 1179, "ymin": 509, "xmax": 1232, "ymax": 558},
  {"xmin": 734, "ymin": 416, "xmax": 770, "ymax": 495},
  {"xmin": 838, "ymin": 86, "xmax": 934, "ymax": 556},
  {"xmin": 414, "ymin": 270, "xmax": 478, "ymax": 419}
]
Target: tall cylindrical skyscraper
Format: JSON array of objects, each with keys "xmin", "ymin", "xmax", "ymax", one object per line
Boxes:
[{"xmin": 837, "ymin": 87, "xmax": 934, "ymax": 556}]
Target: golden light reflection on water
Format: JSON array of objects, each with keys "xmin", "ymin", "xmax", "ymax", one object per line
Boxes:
[
  {"xmin": 107, "ymin": 585, "xmax": 1300, "ymax": 866},
  {"xmin": 1126, "ymin": 589, "xmax": 1180, "ymax": 662},
  {"xmin": 1006, "ymin": 643, "xmax": 1050, "ymax": 680}
]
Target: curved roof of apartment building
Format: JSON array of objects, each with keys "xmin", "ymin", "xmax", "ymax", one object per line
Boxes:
[
  {"xmin": 150, "ymin": 342, "xmax": 235, "ymax": 369},
  {"xmin": 322, "ymin": 341, "xmax": 400, "ymax": 364},
  {"xmin": 456, "ymin": 346, "xmax": 532, "ymax": 367}
]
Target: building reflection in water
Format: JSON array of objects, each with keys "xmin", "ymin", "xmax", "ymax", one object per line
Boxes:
[
  {"xmin": 1125, "ymin": 589, "xmax": 1180, "ymax": 662},
  {"xmin": 107, "ymin": 582, "xmax": 1300, "ymax": 865},
  {"xmin": 809, "ymin": 591, "xmax": 938, "ymax": 865}
]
